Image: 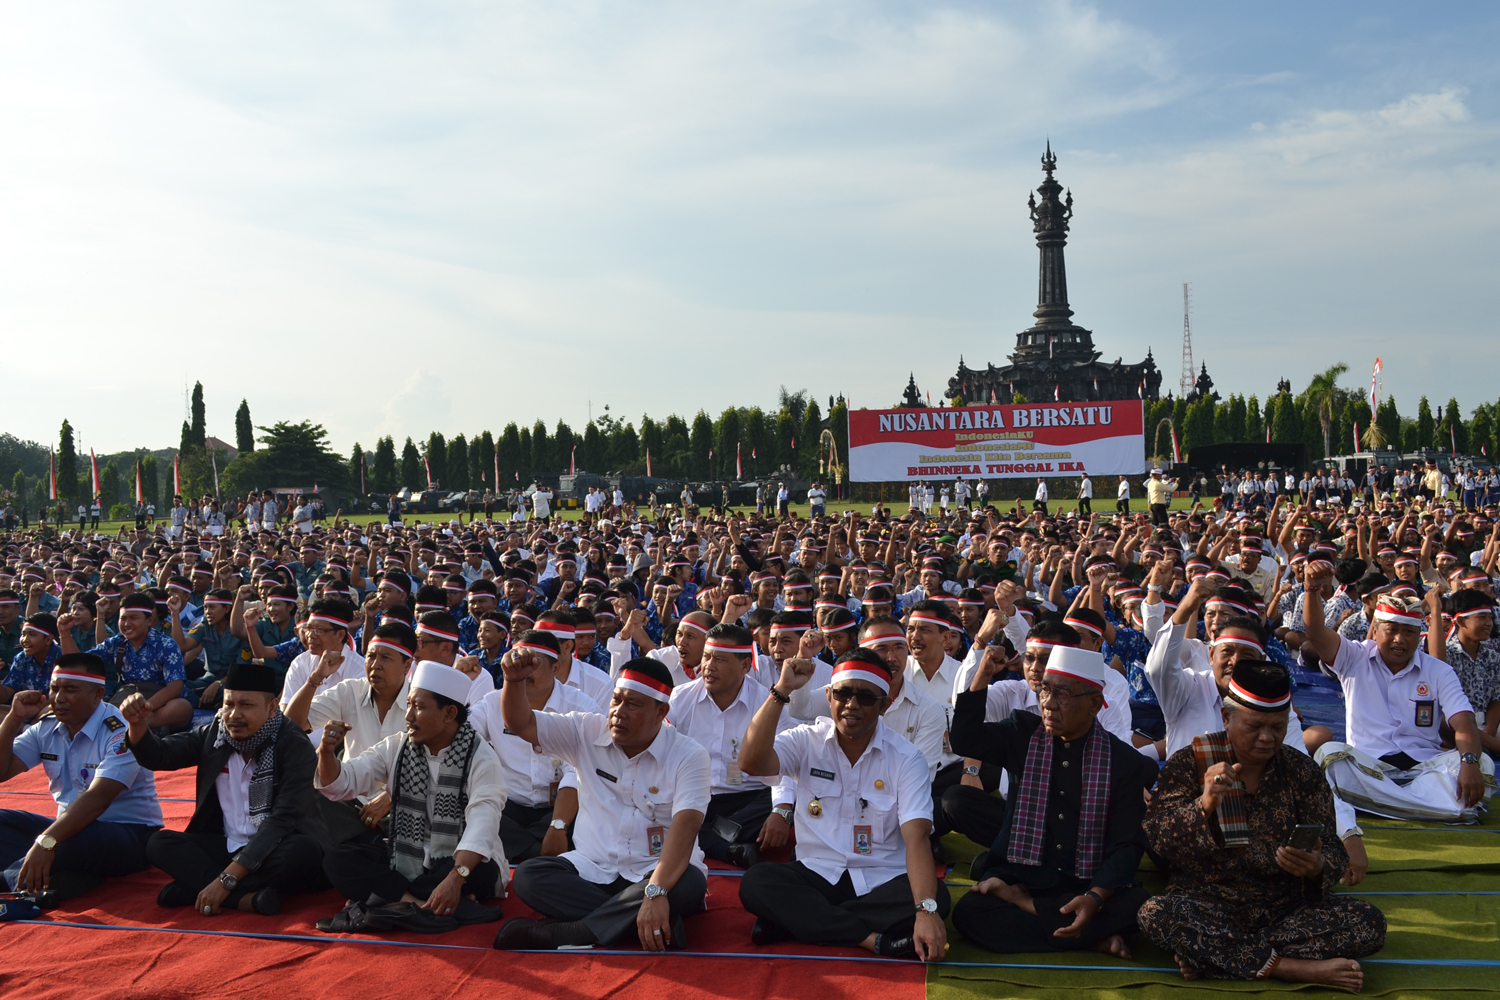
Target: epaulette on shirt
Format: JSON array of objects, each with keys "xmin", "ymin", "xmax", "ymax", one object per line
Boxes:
[{"xmin": 102, "ymin": 715, "xmax": 125, "ymax": 732}]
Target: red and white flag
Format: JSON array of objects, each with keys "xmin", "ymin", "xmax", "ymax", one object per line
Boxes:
[
  {"xmin": 423, "ymin": 454, "xmax": 434, "ymax": 489},
  {"xmin": 736, "ymin": 441, "xmax": 742, "ymax": 479},
  {"xmin": 49, "ymin": 449, "xmax": 57, "ymax": 500},
  {"xmin": 1451, "ymin": 425, "xmax": 1457, "ymax": 457},
  {"xmin": 1170, "ymin": 427, "xmax": 1182, "ymax": 465},
  {"xmin": 1054, "ymin": 384, "xmax": 1060, "ymax": 401},
  {"xmin": 173, "ymin": 453, "xmax": 181, "ymax": 496},
  {"xmin": 1352, "ymin": 422, "xmax": 1360, "ymax": 453},
  {"xmin": 494, "ymin": 452, "xmax": 500, "ymax": 491},
  {"xmin": 1370, "ymin": 357, "xmax": 1382, "ymax": 413},
  {"xmin": 135, "ymin": 457, "xmax": 145, "ymax": 504},
  {"xmin": 570, "ymin": 445, "xmax": 576, "ymax": 476},
  {"xmin": 646, "ymin": 448, "xmax": 652, "ymax": 477},
  {"xmin": 90, "ymin": 449, "xmax": 100, "ymax": 497}
]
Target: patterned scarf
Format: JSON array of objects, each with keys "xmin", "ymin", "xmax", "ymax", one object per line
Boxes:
[
  {"xmin": 213, "ymin": 712, "xmax": 284, "ymax": 819},
  {"xmin": 1007, "ymin": 719, "xmax": 1112, "ymax": 878},
  {"xmin": 1192, "ymin": 731, "xmax": 1249, "ymax": 847},
  {"xmin": 388, "ymin": 722, "xmax": 479, "ymax": 880}
]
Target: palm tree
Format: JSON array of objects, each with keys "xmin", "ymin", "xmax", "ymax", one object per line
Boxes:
[{"xmin": 1303, "ymin": 363, "xmax": 1349, "ymax": 458}]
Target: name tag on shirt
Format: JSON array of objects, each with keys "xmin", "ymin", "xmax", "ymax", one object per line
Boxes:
[
  {"xmin": 1415, "ymin": 700, "xmax": 1435, "ymax": 728},
  {"xmin": 647, "ymin": 826, "xmax": 665, "ymax": 856},
  {"xmin": 810, "ymin": 768, "xmax": 835, "ymax": 781},
  {"xmin": 39, "ymin": 752, "xmax": 59, "ymax": 761},
  {"xmin": 595, "ymin": 768, "xmax": 618, "ymax": 783},
  {"xmin": 853, "ymin": 825, "xmax": 873, "ymax": 855}
]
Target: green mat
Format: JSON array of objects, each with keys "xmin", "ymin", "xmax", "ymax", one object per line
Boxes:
[{"xmin": 930, "ymin": 808, "xmax": 1500, "ymax": 998}]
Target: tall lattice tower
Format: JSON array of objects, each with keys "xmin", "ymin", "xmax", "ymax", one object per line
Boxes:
[{"xmin": 1178, "ymin": 283, "xmax": 1194, "ymax": 398}]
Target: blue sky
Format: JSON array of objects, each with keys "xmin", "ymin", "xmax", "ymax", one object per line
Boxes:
[{"xmin": 0, "ymin": 1, "xmax": 1496, "ymax": 455}]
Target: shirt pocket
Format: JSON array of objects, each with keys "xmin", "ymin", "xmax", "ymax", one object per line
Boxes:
[{"xmin": 862, "ymin": 789, "xmax": 900, "ymax": 832}]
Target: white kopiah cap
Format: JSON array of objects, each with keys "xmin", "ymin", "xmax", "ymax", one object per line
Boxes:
[
  {"xmin": 409, "ymin": 660, "xmax": 472, "ymax": 704},
  {"xmin": 1042, "ymin": 645, "xmax": 1108, "ymax": 707}
]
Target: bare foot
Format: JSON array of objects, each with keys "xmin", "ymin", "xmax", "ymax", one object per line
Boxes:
[
  {"xmin": 1175, "ymin": 955, "xmax": 1201, "ymax": 981},
  {"xmin": 1271, "ymin": 957, "xmax": 1363, "ymax": 992},
  {"xmin": 1094, "ymin": 934, "xmax": 1132, "ymax": 960}
]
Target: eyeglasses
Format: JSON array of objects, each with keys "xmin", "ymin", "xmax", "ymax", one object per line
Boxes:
[
  {"xmin": 1037, "ymin": 682, "xmax": 1091, "ymax": 706},
  {"xmin": 828, "ymin": 686, "xmax": 883, "ymax": 707}
]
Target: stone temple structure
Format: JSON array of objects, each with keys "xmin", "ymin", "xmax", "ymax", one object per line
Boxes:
[{"xmin": 945, "ymin": 145, "xmax": 1163, "ymax": 406}]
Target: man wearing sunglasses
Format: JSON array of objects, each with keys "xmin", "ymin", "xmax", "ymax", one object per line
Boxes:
[{"xmin": 737, "ymin": 649, "xmax": 949, "ymax": 963}]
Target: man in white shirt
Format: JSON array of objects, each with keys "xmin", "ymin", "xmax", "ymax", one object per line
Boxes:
[
  {"xmin": 1033, "ymin": 478, "xmax": 1049, "ymax": 515},
  {"xmin": 666, "ymin": 624, "xmax": 795, "ymax": 868},
  {"xmin": 1299, "ymin": 578, "xmax": 1492, "ymax": 823},
  {"xmin": 535, "ymin": 610, "xmax": 612, "ymax": 710},
  {"xmin": 807, "ymin": 484, "xmax": 827, "ymax": 518},
  {"xmin": 531, "ymin": 486, "xmax": 553, "ymax": 521},
  {"xmin": 1077, "ymin": 473, "xmax": 1093, "ymax": 516},
  {"xmin": 903, "ymin": 603, "xmax": 964, "ymax": 805},
  {"xmin": 468, "ymin": 630, "xmax": 594, "ymax": 863},
  {"xmin": 495, "ymin": 655, "xmax": 710, "ymax": 951},
  {"xmin": 292, "ymin": 498, "xmax": 314, "ymax": 535},
  {"xmin": 284, "ymin": 621, "xmax": 416, "ymax": 844},
  {"xmin": 1116, "ymin": 476, "xmax": 1130, "ymax": 514},
  {"xmin": 1223, "ymin": 536, "xmax": 1280, "ymax": 605},
  {"xmin": 316, "ymin": 661, "xmax": 508, "ymax": 929},
  {"xmin": 263, "ymin": 602, "xmax": 367, "ymax": 714},
  {"xmin": 737, "ymin": 651, "xmax": 948, "ymax": 961}
]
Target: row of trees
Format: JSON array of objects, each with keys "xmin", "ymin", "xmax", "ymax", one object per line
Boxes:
[
  {"xmin": 1143, "ymin": 364, "xmax": 1499, "ymax": 466},
  {"xmin": 353, "ymin": 392, "xmax": 848, "ymax": 494},
  {"xmin": 11, "ymin": 368, "xmax": 1499, "ymax": 516}
]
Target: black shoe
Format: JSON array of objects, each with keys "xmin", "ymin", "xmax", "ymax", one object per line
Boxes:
[
  {"xmin": 46, "ymin": 871, "xmax": 100, "ymax": 904},
  {"xmin": 725, "ymin": 843, "xmax": 761, "ymax": 869},
  {"xmin": 316, "ymin": 900, "xmax": 369, "ymax": 933},
  {"xmin": 251, "ymin": 888, "xmax": 281, "ymax": 916},
  {"xmin": 874, "ymin": 932, "xmax": 918, "ymax": 960},
  {"xmin": 750, "ymin": 916, "xmax": 791, "ymax": 947},
  {"xmin": 493, "ymin": 917, "xmax": 558, "ymax": 950},
  {"xmin": 156, "ymin": 882, "xmax": 196, "ymax": 908},
  {"xmin": 453, "ymin": 897, "xmax": 503, "ymax": 925}
]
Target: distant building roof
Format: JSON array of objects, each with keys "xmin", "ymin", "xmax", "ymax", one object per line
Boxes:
[{"xmin": 205, "ymin": 437, "xmax": 239, "ymax": 459}]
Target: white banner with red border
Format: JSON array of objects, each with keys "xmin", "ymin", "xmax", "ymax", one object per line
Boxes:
[{"xmin": 847, "ymin": 401, "xmax": 1145, "ymax": 481}]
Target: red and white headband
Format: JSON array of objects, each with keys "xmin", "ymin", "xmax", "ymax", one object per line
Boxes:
[
  {"xmin": 830, "ymin": 661, "xmax": 890, "ymax": 695},
  {"xmin": 821, "ymin": 618, "xmax": 857, "ymax": 633},
  {"xmin": 616, "ymin": 668, "xmax": 672, "ymax": 703},
  {"xmin": 513, "ymin": 640, "xmax": 558, "ymax": 660},
  {"xmin": 1206, "ymin": 598, "xmax": 1255, "ymax": 616},
  {"xmin": 907, "ymin": 612, "xmax": 949, "ymax": 630},
  {"xmin": 1211, "ymin": 635, "xmax": 1265, "ymax": 656},
  {"xmin": 415, "ymin": 623, "xmax": 461, "ymax": 643},
  {"xmin": 366, "ymin": 637, "xmax": 414, "ymax": 659},
  {"xmin": 1062, "ymin": 616, "xmax": 1102, "ymax": 637},
  {"xmin": 306, "ymin": 613, "xmax": 350, "ymax": 630},
  {"xmin": 703, "ymin": 638, "xmax": 755, "ymax": 656},
  {"xmin": 769, "ymin": 623, "xmax": 808, "ymax": 635},
  {"xmin": 51, "ymin": 667, "xmax": 106, "ymax": 686},
  {"xmin": 677, "ymin": 619, "xmax": 711, "ymax": 637},
  {"xmin": 1373, "ymin": 602, "xmax": 1423, "ymax": 628},
  {"xmin": 859, "ymin": 633, "xmax": 906, "ymax": 649}
]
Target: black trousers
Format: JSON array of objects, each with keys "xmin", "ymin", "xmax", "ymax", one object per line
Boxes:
[
  {"xmin": 500, "ymin": 800, "xmax": 562, "ymax": 863},
  {"xmin": 931, "ymin": 759, "xmax": 1000, "ymax": 838},
  {"xmin": 511, "ymin": 855, "xmax": 708, "ymax": 945},
  {"xmin": 940, "ymin": 784, "xmax": 1007, "ymax": 855},
  {"xmin": 699, "ymin": 787, "xmax": 773, "ymax": 863},
  {"xmin": 1149, "ymin": 503, "xmax": 1168, "ymax": 526},
  {"xmin": 147, "ymin": 828, "xmax": 327, "ymax": 898},
  {"xmin": 1116, "ymin": 498, "xmax": 1129, "ymax": 513},
  {"xmin": 952, "ymin": 873, "xmax": 1147, "ymax": 953},
  {"xmin": 1077, "ymin": 498, "xmax": 1091, "ymax": 515},
  {"xmin": 1032, "ymin": 500, "xmax": 1048, "ymax": 515},
  {"xmin": 739, "ymin": 862, "xmax": 949, "ymax": 946},
  {"xmin": 322, "ymin": 833, "xmax": 501, "ymax": 903}
]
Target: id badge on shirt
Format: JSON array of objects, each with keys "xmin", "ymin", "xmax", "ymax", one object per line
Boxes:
[
  {"xmin": 727, "ymin": 738, "xmax": 744, "ymax": 786},
  {"xmin": 853, "ymin": 825, "xmax": 873, "ymax": 856},
  {"xmin": 647, "ymin": 826, "xmax": 666, "ymax": 857},
  {"xmin": 1414, "ymin": 700, "xmax": 1435, "ymax": 728}
]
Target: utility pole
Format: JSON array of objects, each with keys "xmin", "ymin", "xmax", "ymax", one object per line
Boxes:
[{"xmin": 1179, "ymin": 283, "xmax": 1194, "ymax": 399}]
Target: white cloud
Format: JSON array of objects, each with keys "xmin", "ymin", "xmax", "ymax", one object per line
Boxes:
[{"xmin": 0, "ymin": 2, "xmax": 1495, "ymax": 457}]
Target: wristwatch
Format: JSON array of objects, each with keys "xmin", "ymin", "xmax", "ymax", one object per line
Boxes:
[
  {"xmin": 1460, "ymin": 752, "xmax": 1481, "ymax": 765},
  {"xmin": 455, "ymin": 864, "xmax": 472, "ymax": 879},
  {"xmin": 915, "ymin": 898, "xmax": 939, "ymax": 915},
  {"xmin": 962, "ymin": 765, "xmax": 981, "ymax": 777},
  {"xmin": 772, "ymin": 806, "xmax": 794, "ymax": 824},
  {"xmin": 644, "ymin": 882, "xmax": 668, "ymax": 899},
  {"xmin": 33, "ymin": 834, "xmax": 57, "ymax": 852},
  {"xmin": 550, "ymin": 818, "xmax": 569, "ymax": 831},
  {"xmin": 217, "ymin": 872, "xmax": 239, "ymax": 891}
]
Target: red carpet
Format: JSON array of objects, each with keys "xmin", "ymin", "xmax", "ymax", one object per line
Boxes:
[{"xmin": 0, "ymin": 769, "xmax": 927, "ymax": 1000}]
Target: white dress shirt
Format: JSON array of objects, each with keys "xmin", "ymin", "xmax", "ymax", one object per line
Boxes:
[
  {"xmin": 280, "ymin": 648, "xmax": 366, "ymax": 711},
  {"xmin": 771, "ymin": 717, "xmax": 931, "ymax": 896},
  {"xmin": 533, "ymin": 711, "xmax": 711, "ymax": 884},
  {"xmin": 668, "ymin": 675, "xmax": 795, "ymax": 802},
  {"xmin": 307, "ymin": 678, "xmax": 411, "ymax": 800},
  {"xmin": 792, "ymin": 674, "xmax": 947, "ymax": 783},
  {"xmin": 469, "ymin": 681, "xmax": 593, "ymax": 808},
  {"xmin": 216, "ymin": 753, "xmax": 261, "ymax": 852},
  {"xmin": 561, "ymin": 658, "xmax": 613, "ymax": 712},
  {"xmin": 317, "ymin": 730, "xmax": 509, "ymax": 877},
  {"xmin": 905, "ymin": 654, "xmax": 961, "ymax": 767},
  {"xmin": 1146, "ymin": 619, "xmax": 1305, "ymax": 759},
  {"xmin": 1328, "ymin": 638, "xmax": 1474, "ymax": 762}
]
